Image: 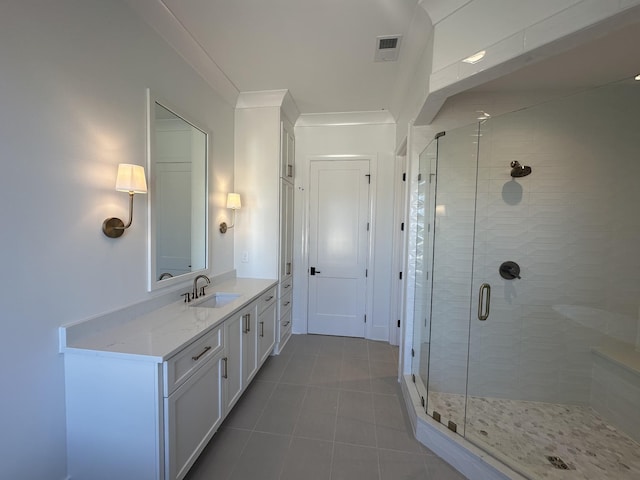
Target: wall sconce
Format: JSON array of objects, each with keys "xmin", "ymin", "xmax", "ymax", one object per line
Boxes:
[
  {"xmin": 219, "ymin": 192, "xmax": 241, "ymax": 233},
  {"xmin": 102, "ymin": 163, "xmax": 147, "ymax": 238}
]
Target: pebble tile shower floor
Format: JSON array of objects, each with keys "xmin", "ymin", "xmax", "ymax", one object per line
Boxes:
[
  {"xmin": 428, "ymin": 391, "xmax": 640, "ymax": 479},
  {"xmin": 185, "ymin": 334, "xmax": 467, "ymax": 480}
]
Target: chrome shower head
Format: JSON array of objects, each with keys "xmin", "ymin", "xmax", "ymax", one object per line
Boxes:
[{"xmin": 510, "ymin": 161, "xmax": 532, "ymax": 177}]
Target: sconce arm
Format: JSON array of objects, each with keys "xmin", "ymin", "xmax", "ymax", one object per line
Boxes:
[
  {"xmin": 102, "ymin": 192, "xmax": 136, "ymax": 238},
  {"xmin": 121, "ymin": 192, "xmax": 135, "ymax": 229}
]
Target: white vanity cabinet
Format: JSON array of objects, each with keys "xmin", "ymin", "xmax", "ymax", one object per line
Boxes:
[
  {"xmin": 62, "ymin": 279, "xmax": 278, "ymax": 480},
  {"xmin": 235, "ymin": 91, "xmax": 298, "ymax": 355}
]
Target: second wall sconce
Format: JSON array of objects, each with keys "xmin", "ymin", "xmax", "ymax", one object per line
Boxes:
[
  {"xmin": 220, "ymin": 192, "xmax": 241, "ymax": 233},
  {"xmin": 102, "ymin": 163, "xmax": 147, "ymax": 238}
]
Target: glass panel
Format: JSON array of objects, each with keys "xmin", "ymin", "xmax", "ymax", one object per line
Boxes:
[
  {"xmin": 465, "ymin": 78, "xmax": 640, "ymax": 478},
  {"xmin": 412, "ymin": 139, "xmax": 437, "ymax": 405},
  {"xmin": 426, "ymin": 123, "xmax": 480, "ymax": 434}
]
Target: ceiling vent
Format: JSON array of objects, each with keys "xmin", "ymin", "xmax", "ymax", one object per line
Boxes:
[{"xmin": 374, "ymin": 35, "xmax": 402, "ymax": 62}]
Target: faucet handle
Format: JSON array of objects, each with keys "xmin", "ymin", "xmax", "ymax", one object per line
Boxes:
[
  {"xmin": 181, "ymin": 292, "xmax": 191, "ymax": 303},
  {"xmin": 200, "ymin": 286, "xmax": 206, "ymax": 297}
]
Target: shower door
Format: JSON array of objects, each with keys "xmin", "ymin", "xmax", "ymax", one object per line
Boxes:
[
  {"xmin": 411, "ymin": 139, "xmax": 437, "ymax": 406},
  {"xmin": 422, "ymin": 124, "xmax": 480, "ymax": 434}
]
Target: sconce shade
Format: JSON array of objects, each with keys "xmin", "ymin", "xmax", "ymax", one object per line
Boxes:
[
  {"xmin": 226, "ymin": 192, "xmax": 241, "ymax": 210},
  {"xmin": 115, "ymin": 164, "xmax": 147, "ymax": 194}
]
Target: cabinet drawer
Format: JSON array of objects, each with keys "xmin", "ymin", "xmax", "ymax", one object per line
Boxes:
[
  {"xmin": 279, "ymin": 279, "xmax": 292, "ymax": 298},
  {"xmin": 164, "ymin": 326, "xmax": 224, "ymax": 397},
  {"xmin": 280, "ymin": 308, "xmax": 292, "ymax": 343},
  {"xmin": 279, "ymin": 290, "xmax": 292, "ymax": 314},
  {"xmin": 257, "ymin": 287, "xmax": 276, "ymax": 313}
]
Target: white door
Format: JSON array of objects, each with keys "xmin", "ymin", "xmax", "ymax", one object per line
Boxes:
[{"xmin": 308, "ymin": 159, "xmax": 370, "ymax": 337}]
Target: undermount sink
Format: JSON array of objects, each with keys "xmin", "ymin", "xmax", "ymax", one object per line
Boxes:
[{"xmin": 192, "ymin": 292, "xmax": 241, "ymax": 308}]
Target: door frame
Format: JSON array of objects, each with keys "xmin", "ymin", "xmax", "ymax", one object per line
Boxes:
[
  {"xmin": 390, "ymin": 140, "xmax": 408, "ymax": 346},
  {"xmin": 303, "ymin": 154, "xmax": 377, "ymax": 339}
]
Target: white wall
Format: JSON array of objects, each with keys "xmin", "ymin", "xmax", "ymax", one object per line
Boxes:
[
  {"xmin": 293, "ymin": 116, "xmax": 396, "ymax": 341},
  {"xmin": 389, "ymin": 5, "xmax": 434, "ymax": 146},
  {"xmin": 0, "ymin": 1, "xmax": 234, "ymax": 478}
]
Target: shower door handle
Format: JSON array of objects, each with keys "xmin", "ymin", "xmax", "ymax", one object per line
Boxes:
[{"xmin": 478, "ymin": 283, "xmax": 491, "ymax": 321}]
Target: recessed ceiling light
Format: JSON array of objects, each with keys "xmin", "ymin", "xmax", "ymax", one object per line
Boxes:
[
  {"xmin": 463, "ymin": 50, "xmax": 486, "ymax": 64},
  {"xmin": 635, "ymin": 74, "xmax": 640, "ymax": 81},
  {"xmin": 476, "ymin": 110, "xmax": 491, "ymax": 120}
]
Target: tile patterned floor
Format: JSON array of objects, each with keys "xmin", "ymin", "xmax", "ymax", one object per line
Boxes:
[
  {"xmin": 428, "ymin": 391, "xmax": 640, "ymax": 480},
  {"xmin": 185, "ymin": 334, "xmax": 467, "ymax": 480}
]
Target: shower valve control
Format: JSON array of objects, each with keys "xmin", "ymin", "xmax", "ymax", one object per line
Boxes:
[{"xmin": 499, "ymin": 261, "xmax": 521, "ymax": 280}]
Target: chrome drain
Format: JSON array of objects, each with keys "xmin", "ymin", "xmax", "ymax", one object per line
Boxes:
[{"xmin": 546, "ymin": 456, "xmax": 573, "ymax": 470}]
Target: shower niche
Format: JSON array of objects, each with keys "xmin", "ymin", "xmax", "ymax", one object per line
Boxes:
[{"xmin": 410, "ymin": 77, "xmax": 640, "ymax": 479}]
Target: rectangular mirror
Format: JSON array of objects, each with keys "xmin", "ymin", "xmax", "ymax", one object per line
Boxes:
[{"xmin": 147, "ymin": 89, "xmax": 209, "ymax": 291}]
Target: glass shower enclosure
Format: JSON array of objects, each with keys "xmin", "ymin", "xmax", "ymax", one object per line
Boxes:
[{"xmin": 410, "ymin": 78, "xmax": 640, "ymax": 479}]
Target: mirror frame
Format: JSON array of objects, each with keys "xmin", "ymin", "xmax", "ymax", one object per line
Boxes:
[{"xmin": 146, "ymin": 89, "xmax": 210, "ymax": 291}]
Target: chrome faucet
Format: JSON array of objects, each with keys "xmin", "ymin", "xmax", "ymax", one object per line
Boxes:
[{"xmin": 192, "ymin": 274, "xmax": 211, "ymax": 299}]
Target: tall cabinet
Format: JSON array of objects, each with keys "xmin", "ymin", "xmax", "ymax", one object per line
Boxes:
[{"xmin": 234, "ymin": 90, "xmax": 298, "ymax": 354}]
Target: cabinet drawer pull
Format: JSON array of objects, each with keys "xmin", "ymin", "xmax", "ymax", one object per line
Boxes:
[
  {"xmin": 222, "ymin": 357, "xmax": 228, "ymax": 379},
  {"xmin": 243, "ymin": 313, "xmax": 251, "ymax": 333},
  {"xmin": 192, "ymin": 346, "xmax": 211, "ymax": 361},
  {"xmin": 287, "ymin": 164, "xmax": 293, "ymax": 177},
  {"xmin": 283, "ymin": 301, "xmax": 290, "ymax": 307},
  {"xmin": 286, "ymin": 262, "xmax": 291, "ymax": 275},
  {"xmin": 260, "ymin": 321, "xmax": 264, "ymax": 337},
  {"xmin": 265, "ymin": 295, "xmax": 274, "ymax": 301},
  {"xmin": 283, "ymin": 321, "xmax": 290, "ymax": 327},
  {"xmin": 284, "ymin": 283, "xmax": 291, "ymax": 289}
]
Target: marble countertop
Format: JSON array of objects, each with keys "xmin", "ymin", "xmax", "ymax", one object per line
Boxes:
[{"xmin": 60, "ymin": 277, "xmax": 277, "ymax": 362}]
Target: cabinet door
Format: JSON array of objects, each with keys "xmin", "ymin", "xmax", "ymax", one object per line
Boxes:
[
  {"xmin": 280, "ymin": 121, "xmax": 294, "ymax": 180},
  {"xmin": 243, "ymin": 302, "xmax": 259, "ymax": 384},
  {"xmin": 224, "ymin": 313, "xmax": 244, "ymax": 413},
  {"xmin": 286, "ymin": 129, "xmax": 295, "ymax": 180},
  {"xmin": 279, "ymin": 179, "xmax": 294, "ymax": 283},
  {"xmin": 258, "ymin": 301, "xmax": 277, "ymax": 365},
  {"xmin": 165, "ymin": 353, "xmax": 224, "ymax": 480}
]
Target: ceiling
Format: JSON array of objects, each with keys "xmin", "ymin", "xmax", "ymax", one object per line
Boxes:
[
  {"xmin": 156, "ymin": 0, "xmax": 423, "ymax": 114},
  {"xmin": 135, "ymin": 1, "xmax": 640, "ymax": 121},
  {"xmin": 135, "ymin": 0, "xmax": 474, "ymax": 115}
]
